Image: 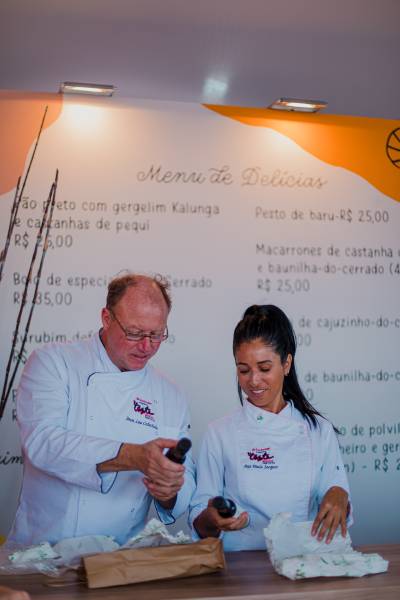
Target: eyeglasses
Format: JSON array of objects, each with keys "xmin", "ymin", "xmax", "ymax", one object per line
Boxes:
[{"xmin": 109, "ymin": 309, "xmax": 168, "ymax": 343}]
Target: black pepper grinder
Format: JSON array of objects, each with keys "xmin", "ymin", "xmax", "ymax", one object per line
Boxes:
[
  {"xmin": 212, "ymin": 496, "xmax": 237, "ymax": 518},
  {"xmin": 165, "ymin": 438, "xmax": 192, "ymax": 464}
]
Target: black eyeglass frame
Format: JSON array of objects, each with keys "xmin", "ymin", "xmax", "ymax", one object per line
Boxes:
[{"xmin": 108, "ymin": 308, "xmax": 168, "ymax": 343}]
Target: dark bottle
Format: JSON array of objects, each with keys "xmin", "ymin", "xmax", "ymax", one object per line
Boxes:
[
  {"xmin": 165, "ymin": 438, "xmax": 192, "ymax": 464},
  {"xmin": 212, "ymin": 496, "xmax": 237, "ymax": 518}
]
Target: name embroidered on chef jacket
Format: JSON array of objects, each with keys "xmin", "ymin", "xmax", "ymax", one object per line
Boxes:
[
  {"xmin": 126, "ymin": 397, "xmax": 157, "ymax": 429},
  {"xmin": 244, "ymin": 447, "xmax": 278, "ymax": 470}
]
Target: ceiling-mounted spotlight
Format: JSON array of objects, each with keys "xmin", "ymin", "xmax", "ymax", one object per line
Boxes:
[
  {"xmin": 268, "ymin": 97, "xmax": 327, "ymax": 113},
  {"xmin": 60, "ymin": 82, "xmax": 115, "ymax": 96}
]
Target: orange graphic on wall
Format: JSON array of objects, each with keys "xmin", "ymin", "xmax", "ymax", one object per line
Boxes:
[
  {"xmin": 0, "ymin": 91, "xmax": 63, "ymax": 197},
  {"xmin": 204, "ymin": 105, "xmax": 400, "ymax": 203}
]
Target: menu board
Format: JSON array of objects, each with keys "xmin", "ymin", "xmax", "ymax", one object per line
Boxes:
[{"xmin": 0, "ymin": 96, "xmax": 398, "ymax": 544}]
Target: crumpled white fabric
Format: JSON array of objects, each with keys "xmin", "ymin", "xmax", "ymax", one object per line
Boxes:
[
  {"xmin": 273, "ymin": 552, "xmax": 389, "ymax": 579},
  {"xmin": 123, "ymin": 518, "xmax": 191, "ymax": 548},
  {"xmin": 264, "ymin": 513, "xmax": 388, "ymax": 580},
  {"xmin": 9, "ymin": 542, "xmax": 59, "ymax": 564},
  {"xmin": 2, "ymin": 519, "xmax": 190, "ymax": 575},
  {"xmin": 53, "ymin": 535, "xmax": 120, "ymax": 563},
  {"xmin": 4, "ymin": 535, "xmax": 119, "ymax": 572}
]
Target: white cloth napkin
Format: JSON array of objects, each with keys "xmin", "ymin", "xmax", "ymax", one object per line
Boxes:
[
  {"xmin": 123, "ymin": 518, "xmax": 191, "ymax": 548},
  {"xmin": 9, "ymin": 542, "xmax": 58, "ymax": 564},
  {"xmin": 4, "ymin": 519, "xmax": 189, "ymax": 574},
  {"xmin": 53, "ymin": 535, "xmax": 120, "ymax": 563},
  {"xmin": 264, "ymin": 513, "xmax": 388, "ymax": 580}
]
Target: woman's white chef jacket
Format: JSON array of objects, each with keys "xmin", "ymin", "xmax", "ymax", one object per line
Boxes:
[
  {"xmin": 189, "ymin": 400, "xmax": 351, "ymax": 551},
  {"xmin": 9, "ymin": 333, "xmax": 195, "ymax": 545}
]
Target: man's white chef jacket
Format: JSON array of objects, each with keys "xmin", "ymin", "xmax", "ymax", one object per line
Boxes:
[{"xmin": 9, "ymin": 333, "xmax": 195, "ymax": 545}]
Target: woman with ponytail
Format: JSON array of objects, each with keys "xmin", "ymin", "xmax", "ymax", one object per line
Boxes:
[{"xmin": 190, "ymin": 305, "xmax": 351, "ymax": 551}]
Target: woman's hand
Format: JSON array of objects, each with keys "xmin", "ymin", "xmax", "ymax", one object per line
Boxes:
[
  {"xmin": 311, "ymin": 486, "xmax": 349, "ymax": 543},
  {"xmin": 193, "ymin": 499, "xmax": 249, "ymax": 539}
]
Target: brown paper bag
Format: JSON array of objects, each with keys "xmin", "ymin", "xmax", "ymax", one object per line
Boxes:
[{"xmin": 83, "ymin": 538, "xmax": 225, "ymax": 589}]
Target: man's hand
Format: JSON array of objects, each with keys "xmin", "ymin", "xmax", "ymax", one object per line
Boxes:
[
  {"xmin": 140, "ymin": 439, "xmax": 185, "ymax": 503},
  {"xmin": 97, "ymin": 438, "xmax": 185, "ymax": 502},
  {"xmin": 194, "ymin": 498, "xmax": 249, "ymax": 539},
  {"xmin": 311, "ymin": 486, "xmax": 349, "ymax": 543}
]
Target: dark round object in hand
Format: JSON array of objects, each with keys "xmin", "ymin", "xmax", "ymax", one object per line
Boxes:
[
  {"xmin": 165, "ymin": 437, "xmax": 192, "ymax": 464},
  {"xmin": 212, "ymin": 496, "xmax": 237, "ymax": 518}
]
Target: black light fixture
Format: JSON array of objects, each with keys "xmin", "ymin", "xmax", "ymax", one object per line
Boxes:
[
  {"xmin": 60, "ymin": 82, "xmax": 115, "ymax": 96},
  {"xmin": 269, "ymin": 97, "xmax": 327, "ymax": 113}
]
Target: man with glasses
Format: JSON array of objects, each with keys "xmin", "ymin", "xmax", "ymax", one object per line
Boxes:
[{"xmin": 9, "ymin": 274, "xmax": 195, "ymax": 545}]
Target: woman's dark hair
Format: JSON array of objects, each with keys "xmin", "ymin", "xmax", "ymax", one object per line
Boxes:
[{"xmin": 233, "ymin": 304, "xmax": 324, "ymax": 429}]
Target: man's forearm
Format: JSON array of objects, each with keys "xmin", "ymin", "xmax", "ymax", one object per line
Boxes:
[
  {"xmin": 98, "ymin": 438, "xmax": 186, "ymax": 508},
  {"xmin": 97, "ymin": 443, "xmax": 142, "ymax": 473}
]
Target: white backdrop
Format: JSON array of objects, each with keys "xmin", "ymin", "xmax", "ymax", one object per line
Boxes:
[{"xmin": 0, "ymin": 97, "xmax": 399, "ymax": 544}]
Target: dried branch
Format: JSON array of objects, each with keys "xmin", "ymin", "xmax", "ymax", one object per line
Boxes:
[
  {"xmin": 0, "ymin": 176, "xmax": 21, "ymax": 283},
  {"xmin": 0, "ymin": 170, "xmax": 58, "ymax": 419},
  {"xmin": 4, "ymin": 171, "xmax": 59, "ymax": 405}
]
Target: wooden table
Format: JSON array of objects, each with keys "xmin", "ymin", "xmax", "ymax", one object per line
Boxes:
[{"xmin": 1, "ymin": 544, "xmax": 399, "ymax": 600}]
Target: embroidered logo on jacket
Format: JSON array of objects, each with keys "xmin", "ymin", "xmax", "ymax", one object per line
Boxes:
[
  {"xmin": 244, "ymin": 447, "xmax": 278, "ymax": 470},
  {"xmin": 133, "ymin": 398, "xmax": 155, "ymax": 419},
  {"xmin": 126, "ymin": 397, "xmax": 156, "ymax": 429}
]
